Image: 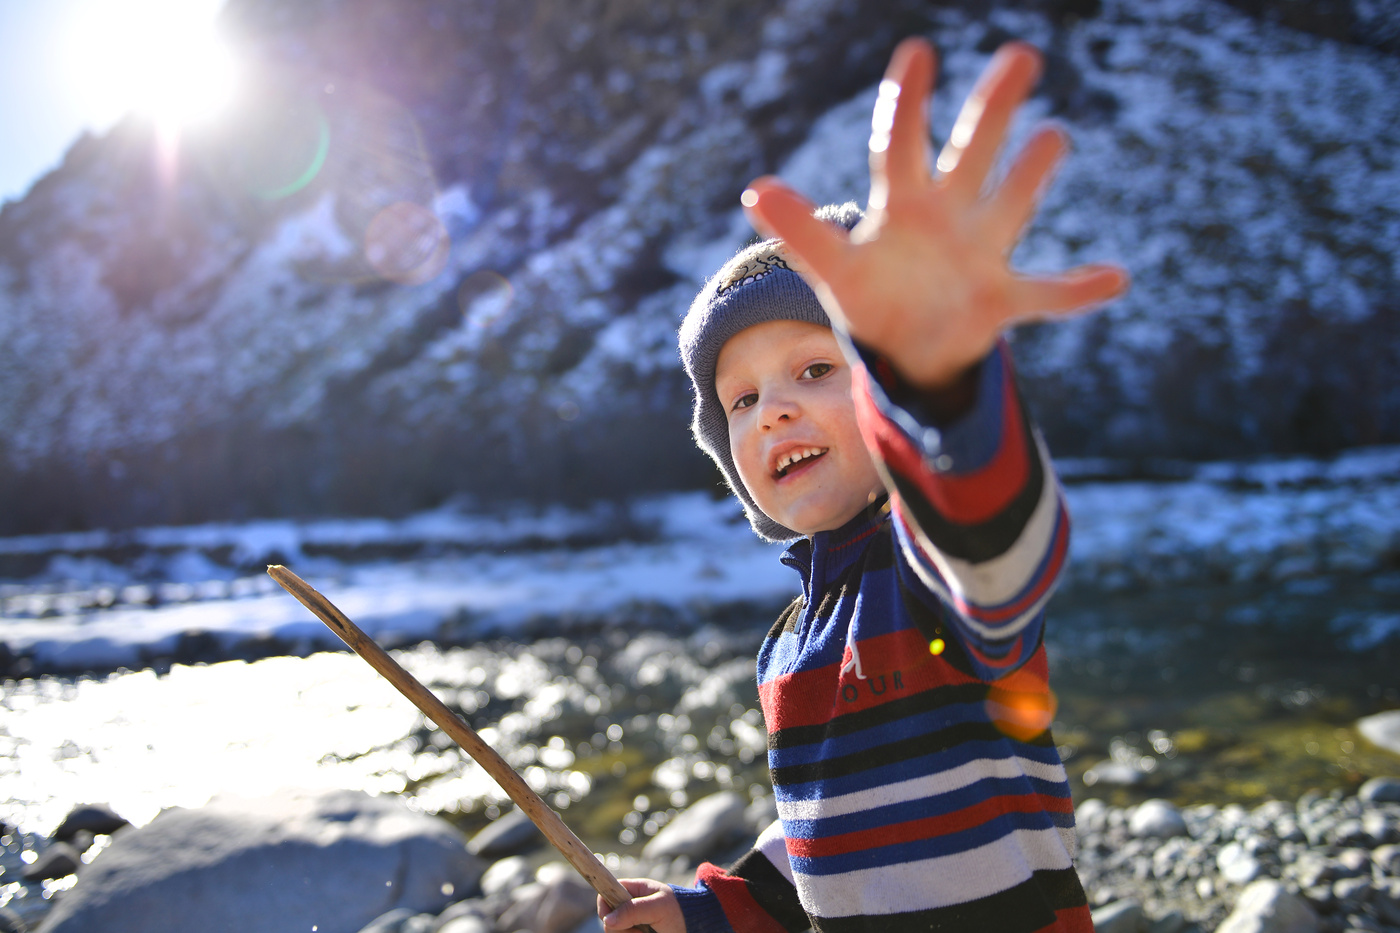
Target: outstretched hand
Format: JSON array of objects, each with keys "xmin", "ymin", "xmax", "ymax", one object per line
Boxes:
[{"xmin": 741, "ymin": 38, "xmax": 1129, "ymax": 391}]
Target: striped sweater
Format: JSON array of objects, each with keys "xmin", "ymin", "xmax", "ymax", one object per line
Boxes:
[{"xmin": 673, "ymin": 342, "xmax": 1090, "ymax": 933}]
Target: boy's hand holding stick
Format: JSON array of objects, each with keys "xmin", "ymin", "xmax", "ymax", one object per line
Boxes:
[
  {"xmin": 265, "ymin": 565, "xmax": 657, "ymax": 933},
  {"xmin": 742, "ymin": 39, "xmax": 1129, "ymax": 392}
]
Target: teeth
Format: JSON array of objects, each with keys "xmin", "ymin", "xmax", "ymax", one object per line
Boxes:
[{"xmin": 777, "ymin": 447, "xmax": 826, "ymax": 475}]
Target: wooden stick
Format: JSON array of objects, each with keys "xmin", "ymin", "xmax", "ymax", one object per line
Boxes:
[{"xmin": 267, "ymin": 564, "xmax": 648, "ymax": 922}]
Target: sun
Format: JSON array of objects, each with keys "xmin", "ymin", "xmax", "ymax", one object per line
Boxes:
[{"xmin": 60, "ymin": 0, "xmax": 238, "ymax": 133}]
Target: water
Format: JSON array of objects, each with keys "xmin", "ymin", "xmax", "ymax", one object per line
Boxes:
[{"xmin": 2, "ymin": 574, "xmax": 1398, "ymax": 926}]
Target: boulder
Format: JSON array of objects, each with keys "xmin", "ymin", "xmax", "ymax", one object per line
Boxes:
[
  {"xmin": 37, "ymin": 788, "xmax": 485, "ymax": 933},
  {"xmin": 1358, "ymin": 711, "xmax": 1400, "ymax": 757},
  {"xmin": 642, "ymin": 792, "xmax": 747, "ymax": 860},
  {"xmin": 1216, "ymin": 879, "xmax": 1320, "ymax": 933}
]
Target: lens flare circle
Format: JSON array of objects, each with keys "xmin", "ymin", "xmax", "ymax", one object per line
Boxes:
[{"xmin": 364, "ymin": 201, "xmax": 450, "ymax": 285}]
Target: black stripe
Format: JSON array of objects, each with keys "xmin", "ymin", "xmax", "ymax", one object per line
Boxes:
[
  {"xmin": 890, "ymin": 400, "xmax": 1047, "ymax": 564},
  {"xmin": 769, "ymin": 717, "xmax": 1053, "ymax": 787},
  {"xmin": 768, "ymin": 680, "xmax": 990, "ymax": 750},
  {"xmin": 811, "ymin": 867, "xmax": 1087, "ymax": 933},
  {"xmin": 768, "ymin": 594, "xmax": 807, "ymax": 640},
  {"xmin": 727, "ymin": 848, "xmax": 811, "ymax": 932}
]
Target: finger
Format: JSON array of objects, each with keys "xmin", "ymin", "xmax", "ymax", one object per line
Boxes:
[
  {"xmin": 869, "ymin": 37, "xmax": 936, "ymax": 208},
  {"xmin": 1009, "ymin": 263, "xmax": 1130, "ymax": 320},
  {"xmin": 742, "ymin": 177, "xmax": 852, "ymax": 285},
  {"xmin": 983, "ymin": 123, "xmax": 1067, "ymax": 249},
  {"xmin": 936, "ymin": 42, "xmax": 1042, "ymax": 200},
  {"xmin": 601, "ymin": 885, "xmax": 676, "ymax": 933}
]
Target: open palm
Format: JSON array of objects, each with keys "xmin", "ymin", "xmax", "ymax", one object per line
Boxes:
[{"xmin": 742, "ymin": 38, "xmax": 1129, "ymax": 390}]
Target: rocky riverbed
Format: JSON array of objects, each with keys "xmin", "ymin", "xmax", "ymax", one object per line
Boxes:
[
  {"xmin": 1, "ymin": 603, "xmax": 1397, "ymax": 932},
  {"xmin": 7, "ymin": 779, "xmax": 1400, "ymax": 933}
]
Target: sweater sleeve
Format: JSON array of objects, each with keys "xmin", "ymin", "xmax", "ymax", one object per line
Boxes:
[
  {"xmin": 671, "ymin": 820, "xmax": 809, "ymax": 933},
  {"xmin": 845, "ymin": 336, "xmax": 1070, "ymax": 682}
]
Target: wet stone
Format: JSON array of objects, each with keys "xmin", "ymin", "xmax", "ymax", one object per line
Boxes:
[{"xmin": 20, "ymin": 840, "xmax": 80, "ymax": 881}]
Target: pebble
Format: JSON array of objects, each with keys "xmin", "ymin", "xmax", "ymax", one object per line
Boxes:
[
  {"xmin": 480, "ymin": 855, "xmax": 533, "ymax": 896},
  {"xmin": 1076, "ymin": 792, "xmax": 1400, "ymax": 932},
  {"xmin": 1361, "ymin": 778, "xmax": 1400, "ymax": 805},
  {"xmin": 1216, "ymin": 879, "xmax": 1319, "ymax": 933},
  {"xmin": 642, "ymin": 791, "xmax": 747, "ymax": 859},
  {"xmin": 1092, "ymin": 898, "xmax": 1145, "ymax": 933},
  {"xmin": 1131, "ymin": 800, "xmax": 1189, "ymax": 839}
]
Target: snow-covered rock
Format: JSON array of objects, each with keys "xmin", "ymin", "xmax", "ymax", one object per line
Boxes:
[{"xmin": 0, "ymin": 0, "xmax": 1398, "ymax": 534}]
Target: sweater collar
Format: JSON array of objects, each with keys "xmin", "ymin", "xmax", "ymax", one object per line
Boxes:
[{"xmin": 780, "ymin": 495, "xmax": 891, "ymax": 594}]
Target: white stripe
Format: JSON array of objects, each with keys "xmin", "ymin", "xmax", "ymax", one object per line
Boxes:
[
  {"xmin": 756, "ymin": 819, "xmax": 796, "ymax": 885},
  {"xmin": 794, "ymin": 826, "xmax": 1074, "ymax": 918},
  {"xmin": 902, "ymin": 435, "xmax": 1063, "ymax": 631},
  {"xmin": 919, "ymin": 437, "xmax": 1064, "ymax": 607},
  {"xmin": 776, "ymin": 753, "xmax": 1069, "ymax": 822}
]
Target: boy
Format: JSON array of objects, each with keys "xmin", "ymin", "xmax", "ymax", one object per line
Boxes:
[{"xmin": 601, "ymin": 38, "xmax": 1128, "ymax": 933}]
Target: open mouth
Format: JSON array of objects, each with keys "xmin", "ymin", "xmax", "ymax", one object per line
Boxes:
[{"xmin": 774, "ymin": 446, "xmax": 828, "ymax": 479}]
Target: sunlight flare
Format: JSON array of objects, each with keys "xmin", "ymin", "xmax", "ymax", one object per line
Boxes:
[{"xmin": 60, "ymin": 0, "xmax": 238, "ymax": 132}]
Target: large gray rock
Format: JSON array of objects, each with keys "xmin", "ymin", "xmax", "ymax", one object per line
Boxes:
[
  {"xmin": 1216, "ymin": 879, "xmax": 1320, "ymax": 933},
  {"xmin": 37, "ymin": 788, "xmax": 485, "ymax": 933},
  {"xmin": 1359, "ymin": 711, "xmax": 1400, "ymax": 757},
  {"xmin": 642, "ymin": 792, "xmax": 747, "ymax": 860}
]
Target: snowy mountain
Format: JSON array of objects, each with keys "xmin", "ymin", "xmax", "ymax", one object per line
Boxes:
[{"xmin": 1, "ymin": 0, "xmax": 1397, "ymax": 533}]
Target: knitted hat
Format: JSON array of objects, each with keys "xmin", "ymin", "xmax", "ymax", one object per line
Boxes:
[{"xmin": 679, "ymin": 201, "xmax": 863, "ymax": 541}]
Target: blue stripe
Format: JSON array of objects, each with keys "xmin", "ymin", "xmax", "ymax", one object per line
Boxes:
[
  {"xmin": 766, "ymin": 699, "xmax": 992, "ymax": 769},
  {"xmin": 782, "ymin": 773, "xmax": 1074, "ymax": 840},
  {"xmin": 789, "ymin": 807, "xmax": 1062, "ymax": 877},
  {"xmin": 773, "ymin": 739, "xmax": 1065, "ymax": 803}
]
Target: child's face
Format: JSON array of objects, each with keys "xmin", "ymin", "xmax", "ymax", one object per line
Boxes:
[{"xmin": 715, "ymin": 320, "xmax": 884, "ymax": 536}]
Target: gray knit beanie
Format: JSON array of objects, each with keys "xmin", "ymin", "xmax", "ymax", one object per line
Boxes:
[{"xmin": 679, "ymin": 202, "xmax": 864, "ymax": 541}]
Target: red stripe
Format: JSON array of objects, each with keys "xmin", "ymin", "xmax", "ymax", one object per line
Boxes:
[
  {"xmin": 1032, "ymin": 904, "xmax": 1095, "ymax": 933},
  {"xmin": 759, "ymin": 629, "xmax": 981, "ymax": 732},
  {"xmin": 853, "ymin": 354, "xmax": 1030, "ymax": 526},
  {"xmin": 695, "ymin": 862, "xmax": 792, "ymax": 933},
  {"xmin": 784, "ymin": 792, "xmax": 1074, "ymax": 859},
  {"xmin": 952, "ymin": 505, "xmax": 1067, "ymax": 625},
  {"xmin": 900, "ymin": 501, "xmax": 1068, "ymax": 627}
]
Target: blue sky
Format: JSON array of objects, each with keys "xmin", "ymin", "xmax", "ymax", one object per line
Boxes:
[{"xmin": 0, "ymin": 0, "xmax": 227, "ymax": 206}]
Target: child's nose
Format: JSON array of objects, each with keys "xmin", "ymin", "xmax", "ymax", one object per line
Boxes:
[{"xmin": 758, "ymin": 393, "xmax": 799, "ymax": 429}]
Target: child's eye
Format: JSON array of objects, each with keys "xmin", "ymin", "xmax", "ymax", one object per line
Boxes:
[
  {"xmin": 801, "ymin": 362, "xmax": 834, "ymax": 380},
  {"xmin": 731, "ymin": 392, "xmax": 758, "ymax": 412}
]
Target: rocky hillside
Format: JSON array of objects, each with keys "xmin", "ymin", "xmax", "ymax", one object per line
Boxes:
[{"xmin": 1, "ymin": 0, "xmax": 1397, "ymax": 533}]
